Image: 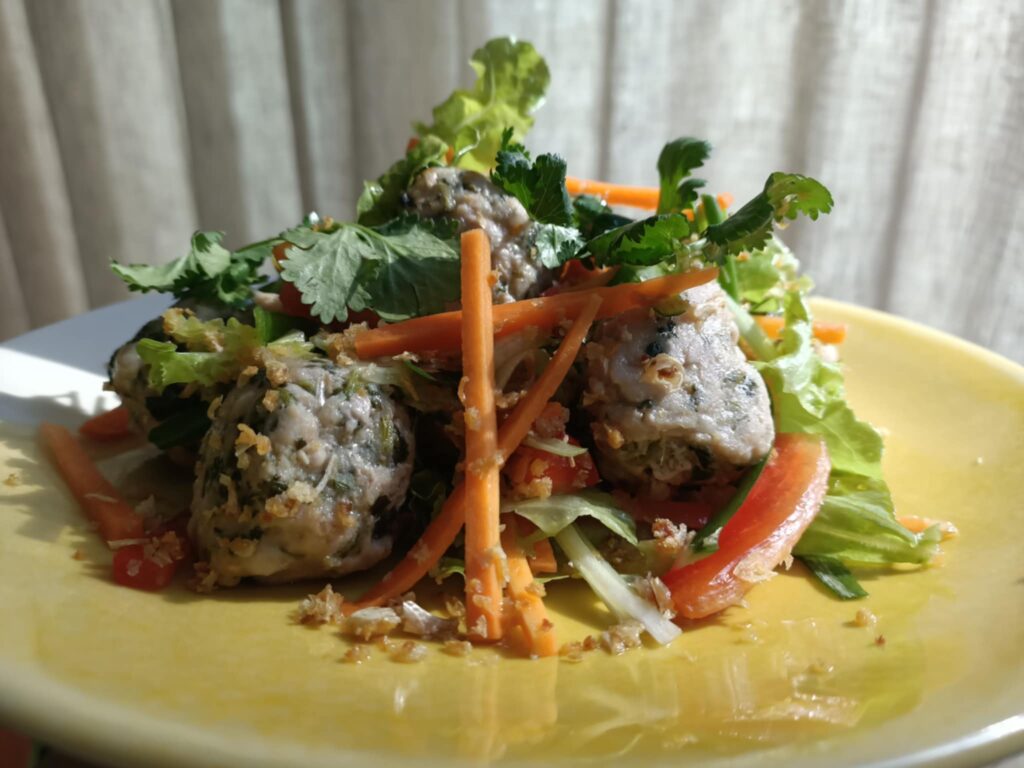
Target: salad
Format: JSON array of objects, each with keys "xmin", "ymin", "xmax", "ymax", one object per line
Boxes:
[{"xmin": 41, "ymin": 37, "xmax": 947, "ymax": 660}]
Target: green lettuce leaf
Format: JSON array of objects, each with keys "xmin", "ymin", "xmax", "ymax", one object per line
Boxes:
[
  {"xmin": 656, "ymin": 137, "xmax": 711, "ymax": 215},
  {"xmin": 731, "ymin": 236, "xmax": 812, "ymax": 313},
  {"xmin": 111, "ymin": 231, "xmax": 268, "ymax": 306},
  {"xmin": 415, "ymin": 37, "xmax": 549, "ymax": 172},
  {"xmin": 753, "ymin": 291, "xmax": 941, "ymax": 571},
  {"xmin": 280, "ymin": 219, "xmax": 460, "ymax": 324},
  {"xmin": 795, "ymin": 475, "xmax": 941, "ymax": 565},
  {"xmin": 136, "ymin": 314, "xmax": 315, "ymax": 392},
  {"xmin": 501, "ymin": 490, "xmax": 637, "ymax": 545},
  {"xmin": 797, "ymin": 555, "xmax": 868, "ymax": 599}
]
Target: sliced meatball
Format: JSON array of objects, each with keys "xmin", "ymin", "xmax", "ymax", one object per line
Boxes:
[
  {"xmin": 406, "ymin": 166, "xmax": 555, "ymax": 302},
  {"xmin": 584, "ymin": 282, "xmax": 774, "ymax": 497},
  {"xmin": 191, "ymin": 359, "xmax": 415, "ymax": 586}
]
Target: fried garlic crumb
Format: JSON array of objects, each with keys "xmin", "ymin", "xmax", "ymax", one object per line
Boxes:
[
  {"xmin": 391, "ymin": 640, "xmax": 428, "ymax": 663},
  {"xmin": 71, "ymin": 549, "xmax": 86, "ymax": 560},
  {"xmin": 854, "ymin": 608, "xmax": 877, "ymax": 628},
  {"xmin": 189, "ymin": 561, "xmax": 219, "ymax": 593},
  {"xmin": 343, "ymin": 607, "xmax": 401, "ymax": 641},
  {"xmin": 600, "ymin": 621, "xmax": 644, "ymax": 655},
  {"xmin": 4, "ymin": 472, "xmax": 21, "ymax": 487},
  {"xmin": 442, "ymin": 640, "xmax": 473, "ymax": 657},
  {"xmin": 342, "ymin": 645, "xmax": 372, "ymax": 664},
  {"xmin": 297, "ymin": 584, "xmax": 346, "ymax": 625},
  {"xmin": 875, "ymin": 634, "xmax": 887, "ymax": 647},
  {"xmin": 559, "ymin": 641, "xmax": 585, "ymax": 663}
]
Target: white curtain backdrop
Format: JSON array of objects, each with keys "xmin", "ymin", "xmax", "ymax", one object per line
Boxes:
[{"xmin": 0, "ymin": 0, "xmax": 1021, "ymax": 361}]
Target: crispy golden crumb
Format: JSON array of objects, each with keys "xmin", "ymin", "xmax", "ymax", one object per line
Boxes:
[
  {"xmin": 206, "ymin": 395, "xmax": 224, "ymax": 420},
  {"xmin": 444, "ymin": 595, "xmax": 466, "ymax": 620},
  {"xmin": 3, "ymin": 472, "xmax": 20, "ymax": 487},
  {"xmin": 236, "ymin": 365, "xmax": 259, "ymax": 387},
  {"xmin": 263, "ymin": 481, "xmax": 317, "ymax": 520},
  {"xmin": 189, "ymin": 561, "xmax": 218, "ymax": 593},
  {"xmin": 854, "ymin": 608, "xmax": 877, "ymax": 628},
  {"xmin": 442, "ymin": 640, "xmax": 473, "ymax": 657},
  {"xmin": 875, "ymin": 634, "xmax": 887, "ymax": 647},
  {"xmin": 144, "ymin": 531, "xmax": 185, "ymax": 567},
  {"xmin": 343, "ymin": 607, "xmax": 401, "ymax": 641},
  {"xmin": 559, "ymin": 642, "xmax": 585, "ymax": 662},
  {"xmin": 297, "ymin": 584, "xmax": 346, "ymax": 625},
  {"xmin": 261, "ymin": 389, "xmax": 280, "ymax": 412},
  {"xmin": 582, "ymin": 635, "xmax": 599, "ymax": 652},
  {"xmin": 391, "ymin": 640, "xmax": 428, "ymax": 663},
  {"xmin": 264, "ymin": 359, "xmax": 290, "ymax": 386},
  {"xmin": 71, "ymin": 549, "xmax": 86, "ymax": 560},
  {"xmin": 342, "ymin": 645, "xmax": 372, "ymax": 664},
  {"xmin": 600, "ymin": 621, "xmax": 644, "ymax": 655}
]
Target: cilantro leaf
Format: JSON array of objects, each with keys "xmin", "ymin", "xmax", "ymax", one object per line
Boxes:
[
  {"xmin": 530, "ymin": 223, "xmax": 583, "ymax": 269},
  {"xmin": 657, "ymin": 137, "xmax": 711, "ymax": 214},
  {"xmin": 572, "ymin": 195, "xmax": 633, "ymax": 240},
  {"xmin": 583, "ymin": 214, "xmax": 692, "ymax": 268},
  {"xmin": 491, "ymin": 132, "xmax": 573, "ymax": 225},
  {"xmin": 280, "ymin": 221, "xmax": 460, "ymax": 324},
  {"xmin": 111, "ymin": 231, "xmax": 265, "ymax": 306},
  {"xmin": 357, "ymin": 135, "xmax": 450, "ymax": 226},
  {"xmin": 705, "ymin": 172, "xmax": 833, "ymax": 256},
  {"xmin": 415, "ymin": 38, "xmax": 549, "ymax": 172}
]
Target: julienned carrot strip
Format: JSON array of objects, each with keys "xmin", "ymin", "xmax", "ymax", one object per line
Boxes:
[
  {"xmin": 79, "ymin": 405, "xmax": 133, "ymax": 441},
  {"xmin": 351, "ymin": 294, "xmax": 604, "ymax": 609},
  {"xmin": 39, "ymin": 422, "xmax": 144, "ymax": 542},
  {"xmin": 565, "ymin": 177, "xmax": 661, "ymax": 209},
  {"xmin": 501, "ymin": 522, "xmax": 558, "ymax": 657},
  {"xmin": 354, "ymin": 267, "xmax": 717, "ymax": 359},
  {"xmin": 528, "ymin": 538, "xmax": 558, "ymax": 575},
  {"xmin": 754, "ymin": 315, "xmax": 848, "ymax": 345},
  {"xmin": 460, "ymin": 229, "xmax": 504, "ymax": 642}
]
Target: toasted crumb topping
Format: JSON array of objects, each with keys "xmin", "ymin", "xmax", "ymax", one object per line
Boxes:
[
  {"xmin": 875, "ymin": 634, "xmax": 887, "ymax": 647},
  {"xmin": 442, "ymin": 639, "xmax": 473, "ymax": 657},
  {"xmin": 343, "ymin": 607, "xmax": 401, "ymax": 641},
  {"xmin": 4, "ymin": 472, "xmax": 21, "ymax": 487},
  {"xmin": 600, "ymin": 620, "xmax": 644, "ymax": 655},
  {"xmin": 342, "ymin": 645, "xmax": 372, "ymax": 664},
  {"xmin": 206, "ymin": 395, "xmax": 224, "ymax": 420},
  {"xmin": 144, "ymin": 531, "xmax": 185, "ymax": 567},
  {"xmin": 297, "ymin": 583, "xmax": 347, "ymax": 625},
  {"xmin": 391, "ymin": 640, "xmax": 428, "ymax": 663},
  {"xmin": 189, "ymin": 561, "xmax": 219, "ymax": 593},
  {"xmin": 559, "ymin": 641, "xmax": 585, "ymax": 662},
  {"xmin": 854, "ymin": 608, "xmax": 877, "ymax": 628}
]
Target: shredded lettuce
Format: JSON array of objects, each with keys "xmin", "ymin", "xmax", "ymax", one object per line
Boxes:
[
  {"xmin": 521, "ymin": 435, "xmax": 589, "ymax": 458},
  {"xmin": 502, "ymin": 490, "xmax": 637, "ymax": 545},
  {"xmin": 554, "ymin": 524, "xmax": 681, "ymax": 645}
]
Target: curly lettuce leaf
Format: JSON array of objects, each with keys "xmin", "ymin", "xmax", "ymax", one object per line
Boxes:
[
  {"xmin": 415, "ymin": 38, "xmax": 549, "ymax": 172},
  {"xmin": 731, "ymin": 236, "xmax": 813, "ymax": 312},
  {"xmin": 657, "ymin": 137, "xmax": 711, "ymax": 215},
  {"xmin": 280, "ymin": 219, "xmax": 460, "ymax": 324},
  {"xmin": 137, "ymin": 314, "xmax": 314, "ymax": 392},
  {"xmin": 111, "ymin": 231, "xmax": 268, "ymax": 306},
  {"xmin": 751, "ymin": 291, "xmax": 941, "ymax": 577}
]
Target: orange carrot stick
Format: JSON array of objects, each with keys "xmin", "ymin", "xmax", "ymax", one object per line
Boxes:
[
  {"xmin": 39, "ymin": 422, "xmax": 144, "ymax": 542},
  {"xmin": 565, "ymin": 177, "xmax": 661, "ymax": 209},
  {"xmin": 355, "ymin": 267, "xmax": 717, "ymax": 359},
  {"xmin": 528, "ymin": 538, "xmax": 558, "ymax": 575},
  {"xmin": 754, "ymin": 315, "xmax": 848, "ymax": 345},
  {"xmin": 460, "ymin": 229, "xmax": 504, "ymax": 642},
  {"xmin": 79, "ymin": 405, "xmax": 133, "ymax": 441},
  {"xmin": 352, "ymin": 294, "xmax": 604, "ymax": 609},
  {"xmin": 501, "ymin": 522, "xmax": 559, "ymax": 657}
]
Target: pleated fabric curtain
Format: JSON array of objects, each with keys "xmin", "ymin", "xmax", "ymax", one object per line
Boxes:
[{"xmin": 0, "ymin": 0, "xmax": 1021, "ymax": 360}]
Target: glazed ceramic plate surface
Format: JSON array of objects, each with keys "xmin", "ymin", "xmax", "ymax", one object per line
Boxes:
[{"xmin": 0, "ymin": 297, "xmax": 1022, "ymax": 768}]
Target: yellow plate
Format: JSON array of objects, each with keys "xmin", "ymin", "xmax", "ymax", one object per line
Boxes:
[{"xmin": 1, "ymin": 298, "xmax": 1022, "ymax": 767}]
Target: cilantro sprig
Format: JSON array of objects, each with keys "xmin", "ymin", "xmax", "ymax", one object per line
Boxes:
[{"xmin": 111, "ymin": 231, "xmax": 273, "ymax": 306}]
